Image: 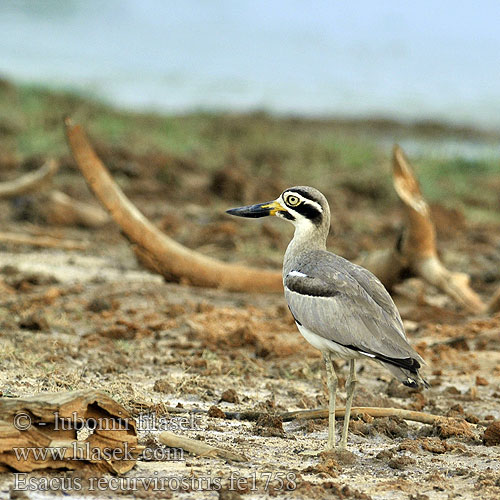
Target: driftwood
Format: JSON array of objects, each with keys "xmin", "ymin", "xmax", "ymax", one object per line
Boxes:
[
  {"xmin": 0, "ymin": 159, "xmax": 59, "ymax": 198},
  {"xmin": 281, "ymin": 407, "xmax": 449, "ymax": 425},
  {"xmin": 358, "ymin": 145, "xmax": 485, "ymax": 313},
  {"xmin": 129, "ymin": 404, "xmax": 479, "ymax": 427},
  {"xmin": 0, "ymin": 157, "xmax": 108, "ymax": 228},
  {"xmin": 159, "ymin": 431, "xmax": 247, "ymax": 462},
  {"xmin": 40, "ymin": 190, "xmax": 109, "ymax": 228},
  {"xmin": 64, "ymin": 118, "xmax": 282, "ymax": 292},
  {"xmin": 0, "ymin": 390, "xmax": 139, "ymax": 474},
  {"xmin": 0, "ymin": 231, "xmax": 88, "ymax": 250},
  {"xmin": 64, "ymin": 119, "xmax": 485, "ymax": 310}
]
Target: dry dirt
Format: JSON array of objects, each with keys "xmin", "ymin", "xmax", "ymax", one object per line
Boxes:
[{"xmin": 0, "ymin": 144, "xmax": 499, "ymax": 500}]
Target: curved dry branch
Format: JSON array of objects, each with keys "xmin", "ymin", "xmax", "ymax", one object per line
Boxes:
[
  {"xmin": 359, "ymin": 146, "xmax": 485, "ymax": 313},
  {"xmin": 64, "ymin": 118, "xmax": 282, "ymax": 292},
  {"xmin": 392, "ymin": 145, "xmax": 485, "ymax": 313},
  {"xmin": 0, "ymin": 159, "xmax": 59, "ymax": 198},
  {"xmin": 393, "ymin": 145, "xmax": 436, "ymax": 259}
]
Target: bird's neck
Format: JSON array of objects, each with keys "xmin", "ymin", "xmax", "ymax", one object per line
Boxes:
[{"xmin": 283, "ymin": 222, "xmax": 328, "ymax": 277}]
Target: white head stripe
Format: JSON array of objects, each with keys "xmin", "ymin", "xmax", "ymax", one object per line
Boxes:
[{"xmin": 280, "ymin": 193, "xmax": 323, "ymax": 213}]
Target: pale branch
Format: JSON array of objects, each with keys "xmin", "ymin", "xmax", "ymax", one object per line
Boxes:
[
  {"xmin": 0, "ymin": 159, "xmax": 59, "ymax": 198},
  {"xmin": 282, "ymin": 406, "xmax": 443, "ymax": 425},
  {"xmin": 137, "ymin": 404, "xmax": 481, "ymax": 427},
  {"xmin": 0, "ymin": 231, "xmax": 88, "ymax": 250},
  {"xmin": 64, "ymin": 118, "xmax": 282, "ymax": 292},
  {"xmin": 159, "ymin": 431, "xmax": 247, "ymax": 462},
  {"xmin": 41, "ymin": 190, "xmax": 109, "ymax": 228}
]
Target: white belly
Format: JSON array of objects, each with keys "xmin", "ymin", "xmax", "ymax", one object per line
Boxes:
[{"xmin": 296, "ymin": 323, "xmax": 362, "ymax": 360}]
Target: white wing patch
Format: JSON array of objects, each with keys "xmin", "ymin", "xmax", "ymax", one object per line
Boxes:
[
  {"xmin": 358, "ymin": 351, "xmax": 376, "ymax": 358},
  {"xmin": 288, "ymin": 270, "xmax": 308, "ymax": 278}
]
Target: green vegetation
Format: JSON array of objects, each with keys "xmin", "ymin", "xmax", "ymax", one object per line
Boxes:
[{"xmin": 0, "ymin": 80, "xmax": 498, "ymax": 223}]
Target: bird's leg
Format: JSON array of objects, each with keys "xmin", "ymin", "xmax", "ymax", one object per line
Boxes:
[
  {"xmin": 339, "ymin": 359, "xmax": 357, "ymax": 450},
  {"xmin": 323, "ymin": 352, "xmax": 338, "ymax": 450}
]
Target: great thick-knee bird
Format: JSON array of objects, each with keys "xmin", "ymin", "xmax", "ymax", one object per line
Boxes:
[{"xmin": 227, "ymin": 186, "xmax": 427, "ymax": 450}]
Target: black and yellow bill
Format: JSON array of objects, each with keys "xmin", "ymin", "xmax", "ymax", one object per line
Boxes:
[{"xmin": 226, "ymin": 200, "xmax": 284, "ymax": 218}]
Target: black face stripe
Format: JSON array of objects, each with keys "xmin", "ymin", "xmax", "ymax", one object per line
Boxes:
[
  {"xmin": 282, "ymin": 189, "xmax": 323, "ymax": 224},
  {"xmin": 293, "ymin": 203, "xmax": 322, "ymax": 224},
  {"xmin": 281, "ymin": 211, "xmax": 295, "ymax": 221}
]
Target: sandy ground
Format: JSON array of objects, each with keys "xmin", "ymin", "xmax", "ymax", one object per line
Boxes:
[
  {"xmin": 0, "ymin": 238, "xmax": 499, "ymax": 500},
  {"xmin": 0, "ymin": 111, "xmax": 499, "ymax": 499}
]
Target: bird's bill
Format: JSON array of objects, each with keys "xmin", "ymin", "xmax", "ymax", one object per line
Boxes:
[{"xmin": 226, "ymin": 200, "xmax": 284, "ymax": 218}]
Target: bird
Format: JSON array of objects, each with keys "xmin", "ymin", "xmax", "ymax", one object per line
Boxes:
[{"xmin": 227, "ymin": 186, "xmax": 427, "ymax": 451}]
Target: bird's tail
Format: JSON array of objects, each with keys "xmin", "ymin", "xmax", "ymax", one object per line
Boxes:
[{"xmin": 381, "ymin": 362, "xmax": 429, "ymax": 389}]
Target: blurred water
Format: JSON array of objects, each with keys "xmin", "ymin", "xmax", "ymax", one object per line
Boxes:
[{"xmin": 1, "ymin": 0, "xmax": 500, "ymax": 128}]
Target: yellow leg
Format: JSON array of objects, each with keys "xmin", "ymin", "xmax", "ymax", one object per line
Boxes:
[
  {"xmin": 323, "ymin": 352, "xmax": 338, "ymax": 450},
  {"xmin": 339, "ymin": 359, "xmax": 357, "ymax": 450}
]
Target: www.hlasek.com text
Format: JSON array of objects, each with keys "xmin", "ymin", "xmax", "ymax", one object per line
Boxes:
[{"xmin": 13, "ymin": 443, "xmax": 183, "ymax": 462}]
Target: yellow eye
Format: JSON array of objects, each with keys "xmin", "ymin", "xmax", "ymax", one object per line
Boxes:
[{"xmin": 285, "ymin": 195, "xmax": 300, "ymax": 207}]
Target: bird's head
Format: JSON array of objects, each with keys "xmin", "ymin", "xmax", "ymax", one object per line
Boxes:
[{"xmin": 226, "ymin": 186, "xmax": 330, "ymax": 235}]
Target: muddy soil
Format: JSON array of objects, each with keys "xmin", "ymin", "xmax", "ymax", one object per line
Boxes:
[{"xmin": 0, "ymin": 130, "xmax": 499, "ymax": 500}]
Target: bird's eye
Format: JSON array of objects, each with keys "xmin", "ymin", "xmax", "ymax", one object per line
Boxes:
[{"xmin": 285, "ymin": 195, "xmax": 300, "ymax": 207}]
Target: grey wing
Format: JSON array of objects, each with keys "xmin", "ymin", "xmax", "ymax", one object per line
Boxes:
[
  {"xmin": 346, "ymin": 259, "xmax": 406, "ymax": 335},
  {"xmin": 285, "ymin": 251, "xmax": 423, "ymax": 364}
]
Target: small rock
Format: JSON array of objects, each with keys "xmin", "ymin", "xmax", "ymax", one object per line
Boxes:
[
  {"xmin": 220, "ymin": 388, "xmax": 239, "ymax": 404},
  {"xmin": 483, "ymin": 421, "xmax": 500, "ymax": 446},
  {"xmin": 208, "ymin": 406, "xmax": 226, "ymax": 419},
  {"xmin": 19, "ymin": 312, "xmax": 49, "ymax": 331},
  {"xmin": 446, "ymin": 403, "xmax": 464, "ymax": 418},
  {"xmin": 420, "ymin": 437, "xmax": 453, "ymax": 454},
  {"xmin": 433, "ymin": 418, "xmax": 475, "ymax": 440},
  {"xmin": 373, "ymin": 417, "xmax": 408, "ymax": 438},
  {"xmin": 388, "ymin": 455, "xmax": 416, "ymax": 469},
  {"xmin": 303, "ymin": 456, "xmax": 339, "ymax": 477},
  {"xmin": 398, "ymin": 439, "xmax": 420, "ymax": 454},
  {"xmin": 153, "ymin": 379, "xmax": 173, "ymax": 393},
  {"xmin": 87, "ymin": 297, "xmax": 112, "ymax": 313},
  {"xmin": 475, "ymin": 375, "xmax": 489, "ymax": 386},
  {"xmin": 376, "ymin": 448, "xmax": 394, "ymax": 460},
  {"xmin": 465, "ymin": 414, "xmax": 480, "ymax": 424},
  {"xmin": 253, "ymin": 413, "xmax": 284, "ymax": 437},
  {"xmin": 321, "ymin": 449, "xmax": 356, "ymax": 465}
]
